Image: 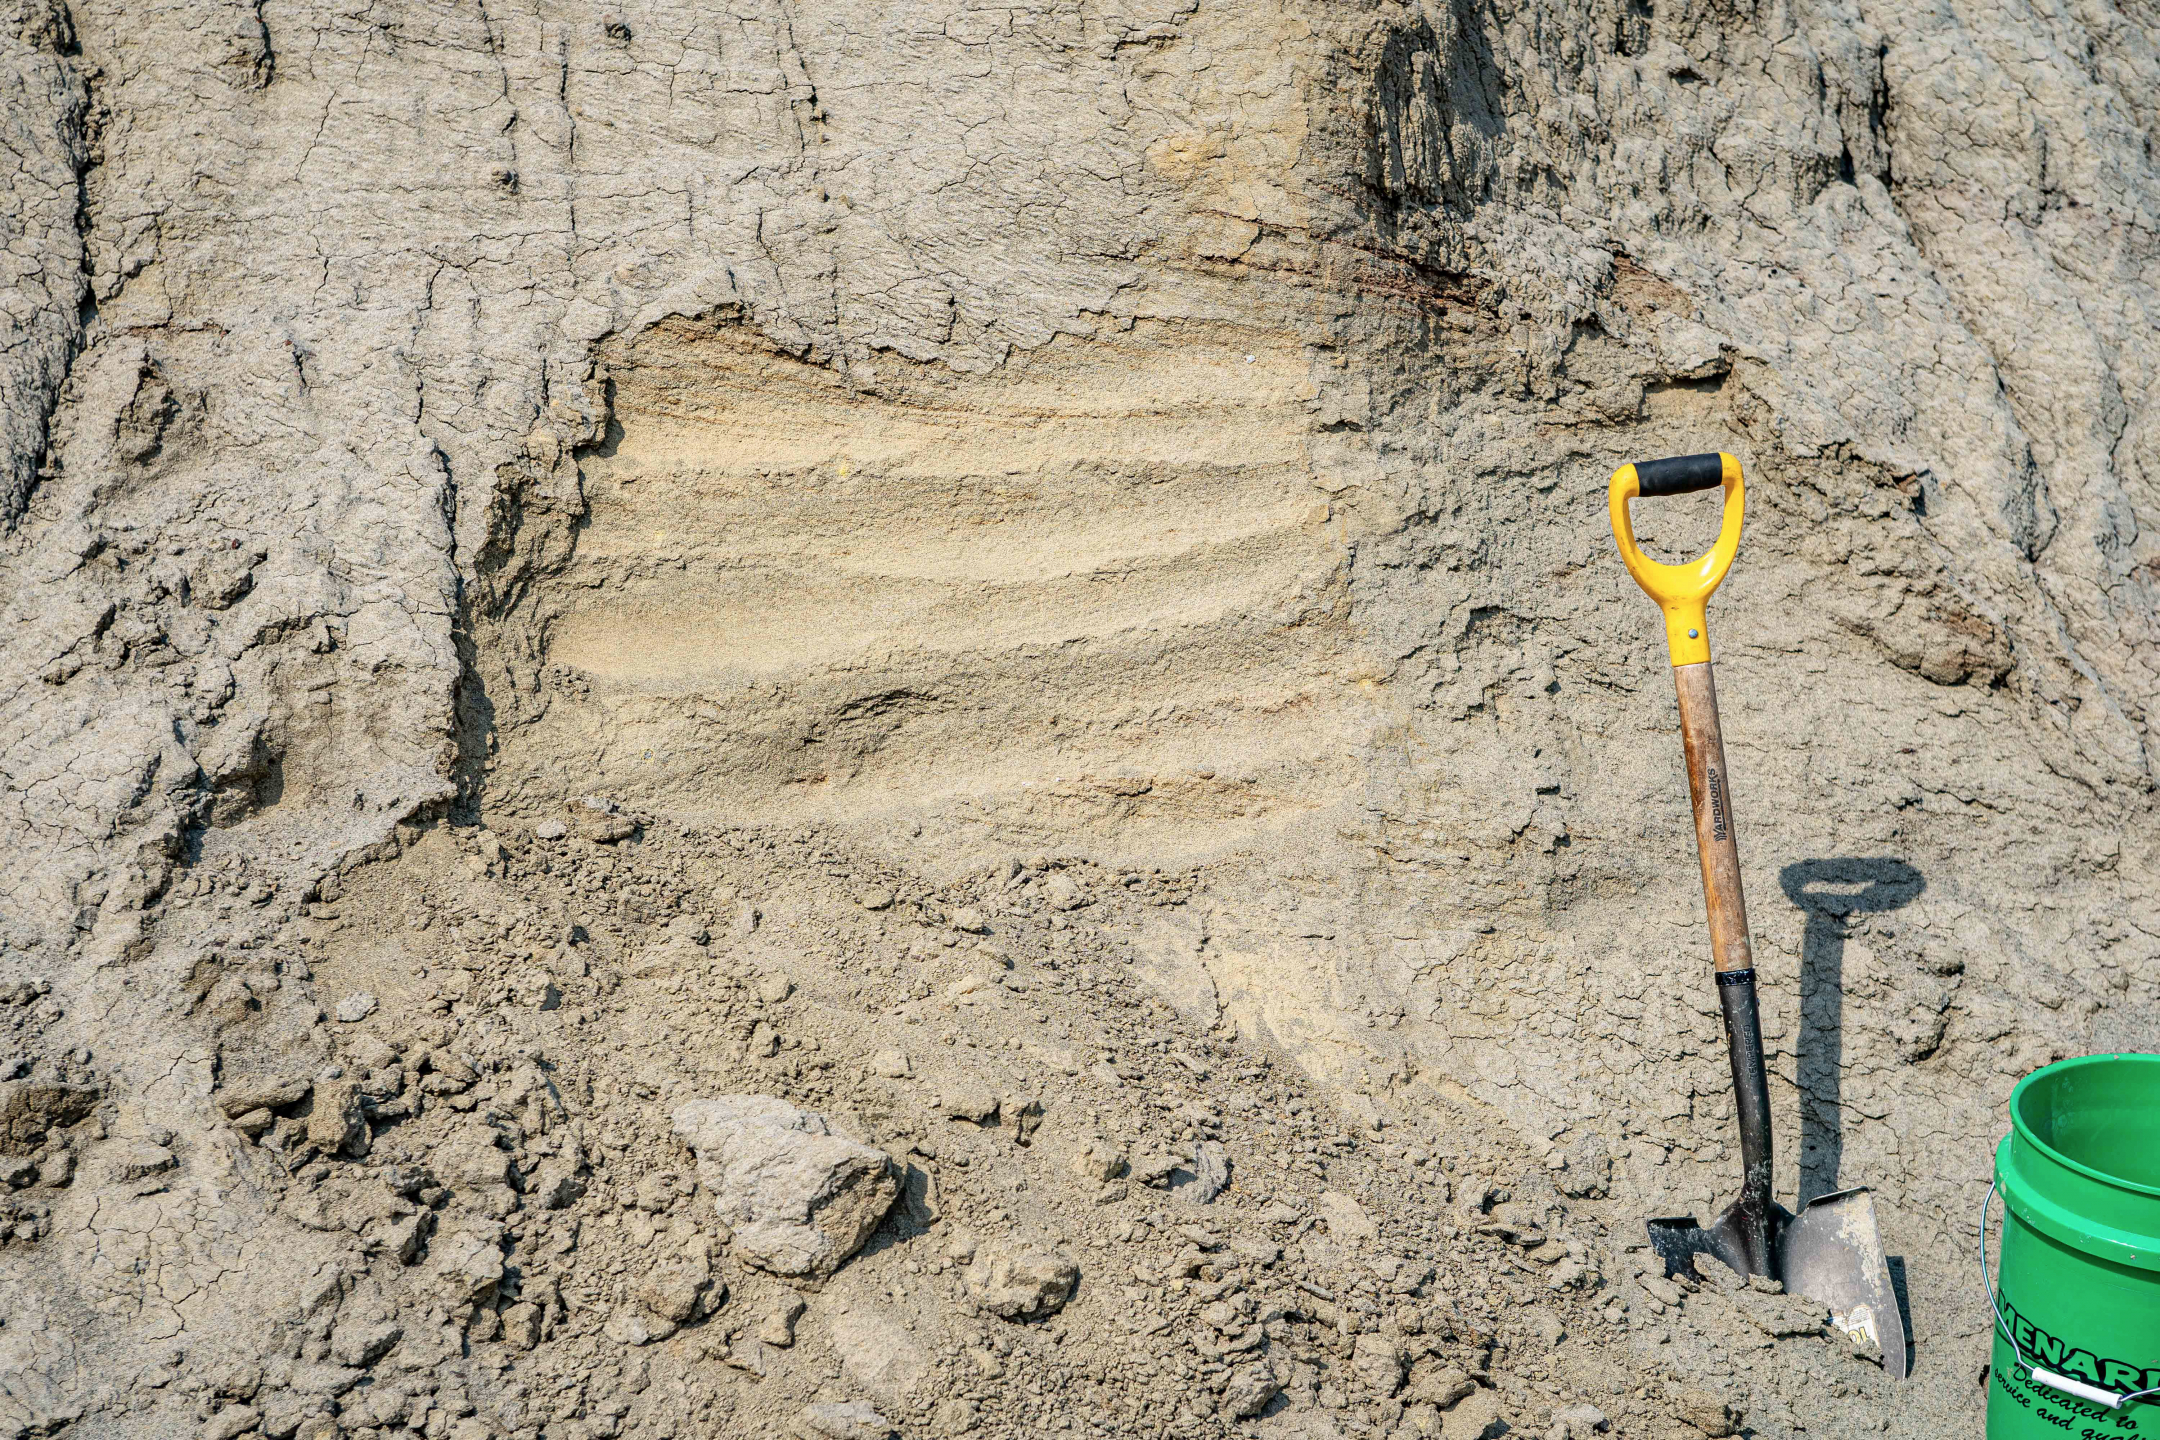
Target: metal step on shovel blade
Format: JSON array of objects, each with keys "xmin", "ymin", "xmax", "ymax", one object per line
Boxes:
[
  {"xmin": 1647, "ymin": 1190, "xmax": 1910, "ymax": 1381},
  {"xmin": 1647, "ymin": 1198, "xmax": 1789, "ymax": 1289}
]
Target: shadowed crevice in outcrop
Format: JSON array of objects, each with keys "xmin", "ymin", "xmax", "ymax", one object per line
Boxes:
[
  {"xmin": 1368, "ymin": 0, "xmax": 1506, "ymax": 218},
  {"xmin": 0, "ymin": 0, "xmax": 93, "ymax": 528},
  {"xmin": 448, "ymin": 385, "xmax": 607, "ymax": 819}
]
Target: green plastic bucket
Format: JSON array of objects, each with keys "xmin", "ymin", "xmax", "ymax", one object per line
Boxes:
[{"xmin": 1986, "ymin": 1053, "xmax": 2160, "ymax": 1438}]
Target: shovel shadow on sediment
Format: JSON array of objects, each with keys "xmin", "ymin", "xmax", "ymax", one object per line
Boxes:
[{"xmin": 1780, "ymin": 858, "xmax": 1925, "ymax": 1364}]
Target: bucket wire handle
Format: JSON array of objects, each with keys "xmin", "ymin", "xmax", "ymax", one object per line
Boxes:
[{"xmin": 1981, "ymin": 1178, "xmax": 2160, "ymax": 1410}]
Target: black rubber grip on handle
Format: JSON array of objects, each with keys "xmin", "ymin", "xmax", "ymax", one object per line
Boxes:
[{"xmin": 1634, "ymin": 453, "xmax": 1726, "ymax": 497}]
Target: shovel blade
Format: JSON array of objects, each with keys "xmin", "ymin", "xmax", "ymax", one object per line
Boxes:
[{"xmin": 1779, "ymin": 1187, "xmax": 1910, "ymax": 1380}]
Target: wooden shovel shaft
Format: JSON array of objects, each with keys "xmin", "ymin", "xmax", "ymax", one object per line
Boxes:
[{"xmin": 1673, "ymin": 661, "xmax": 1755, "ymax": 973}]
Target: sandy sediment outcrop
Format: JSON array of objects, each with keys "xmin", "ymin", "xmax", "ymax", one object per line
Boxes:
[{"xmin": 0, "ymin": 0, "xmax": 2153, "ymax": 1434}]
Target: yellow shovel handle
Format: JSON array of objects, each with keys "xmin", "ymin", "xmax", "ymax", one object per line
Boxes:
[{"xmin": 1608, "ymin": 452, "xmax": 1747, "ymax": 666}]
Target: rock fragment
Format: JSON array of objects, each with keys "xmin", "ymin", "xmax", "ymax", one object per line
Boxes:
[
  {"xmin": 1068, "ymin": 1139, "xmax": 1125, "ymax": 1182},
  {"xmin": 1409, "ymin": 1360, "xmax": 1475, "ymax": 1408},
  {"xmin": 305, "ymin": 1078, "xmax": 367, "ymax": 1157},
  {"xmin": 1673, "ymin": 1389, "xmax": 1741, "ymax": 1436},
  {"xmin": 100, "ymin": 1140, "xmax": 176, "ymax": 1184},
  {"xmin": 418, "ymin": 1053, "xmax": 475, "ymax": 1096},
  {"xmin": 1128, "ymin": 1149, "xmax": 1182, "ymax": 1187},
  {"xmin": 1733, "ymin": 1285, "xmax": 1829, "ymax": 1337},
  {"xmin": 257, "ymin": 1391, "xmax": 317, "ymax": 1440},
  {"xmin": 672, "ymin": 1095, "xmax": 898, "ymax": 1277},
  {"xmin": 790, "ymin": 1401, "xmax": 895, "ymax": 1440},
  {"xmin": 756, "ymin": 1293, "xmax": 806, "ymax": 1346},
  {"xmin": 999, "ymin": 1093, "xmax": 1042, "ymax": 1142},
  {"xmin": 500, "ymin": 1301, "xmax": 543, "ymax": 1350},
  {"xmin": 332, "ymin": 992, "xmax": 377, "ymax": 1023},
  {"xmin": 1350, "ymin": 1332, "xmax": 1405, "ymax": 1395},
  {"xmin": 1199, "ymin": 1299, "xmax": 1246, "ymax": 1331},
  {"xmin": 0, "ymin": 1082, "xmax": 99, "ymax": 1149},
  {"xmin": 831, "ymin": 1305, "xmax": 929, "ymax": 1403},
  {"xmin": 720, "ymin": 1336, "xmax": 778, "ymax": 1375},
  {"xmin": 634, "ymin": 1171, "xmax": 681, "ymax": 1212},
  {"xmin": 328, "ymin": 1320, "xmax": 401, "ymax": 1368},
  {"xmin": 217, "ymin": 1079, "xmax": 310, "ymax": 1118},
  {"xmin": 1636, "ymin": 1272, "xmax": 1683, "ymax": 1306},
  {"xmin": 962, "ymin": 1240, "xmax": 1079, "ymax": 1320},
  {"xmin": 287, "ymin": 1363, "xmax": 363, "ymax": 1397},
  {"xmin": 932, "ymin": 1399, "xmax": 979, "ymax": 1435},
  {"xmin": 1317, "ymin": 1189, "xmax": 1377, "ymax": 1241},
  {"xmin": 1220, "ymin": 1360, "xmax": 1282, "ymax": 1420},
  {"xmin": 529, "ymin": 1158, "xmax": 585, "ymax": 1209},
  {"xmin": 1181, "ymin": 1139, "xmax": 1229, "ymax": 1203},
  {"xmin": 939, "ymin": 1081, "xmax": 998, "ymax": 1124},
  {"xmin": 604, "ymin": 1306, "xmax": 676, "ymax": 1346},
  {"xmin": 380, "ymin": 1210, "xmax": 434, "ymax": 1265},
  {"xmin": 438, "ymin": 1133, "xmax": 512, "ymax": 1190},
  {"xmin": 202, "ymin": 1404, "xmax": 261, "ymax": 1440},
  {"xmin": 638, "ymin": 1259, "xmax": 715, "ymax": 1326},
  {"xmin": 432, "ymin": 1223, "xmax": 505, "ymax": 1304},
  {"xmin": 945, "ymin": 974, "xmax": 997, "ymax": 1004},
  {"xmin": 571, "ymin": 796, "xmax": 636, "ymax": 843},
  {"xmin": 1557, "ymin": 1134, "xmax": 1612, "ymax": 1198}
]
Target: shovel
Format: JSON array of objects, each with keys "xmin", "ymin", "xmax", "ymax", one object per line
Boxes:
[{"xmin": 1608, "ymin": 452, "xmax": 1910, "ymax": 1379}]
